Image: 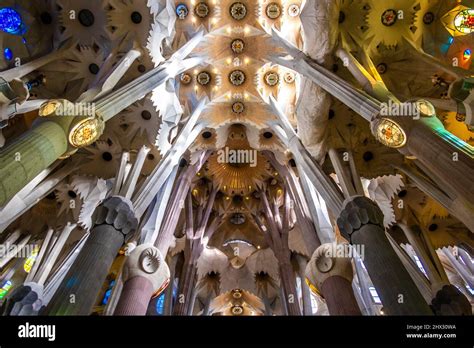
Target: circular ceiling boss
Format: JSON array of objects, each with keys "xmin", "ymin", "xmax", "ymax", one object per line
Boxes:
[
  {"xmin": 264, "ymin": 71, "xmax": 279, "ymax": 86},
  {"xmin": 266, "ymin": 3, "xmax": 282, "ymax": 19},
  {"xmin": 229, "ymin": 70, "xmax": 246, "ymax": 86},
  {"xmin": 194, "ymin": 2, "xmax": 210, "ymax": 18},
  {"xmin": 232, "ymin": 101, "xmax": 245, "ymax": 114},
  {"xmin": 180, "ymin": 73, "xmax": 192, "ymax": 85},
  {"xmin": 231, "ymin": 39, "xmax": 245, "ymax": 54},
  {"xmin": 197, "ymin": 71, "xmax": 211, "ymax": 86},
  {"xmin": 381, "ymin": 9, "xmax": 398, "ymax": 26},
  {"xmin": 230, "ymin": 2, "xmax": 247, "ymax": 20},
  {"xmin": 288, "ymin": 4, "xmax": 301, "ymax": 17}
]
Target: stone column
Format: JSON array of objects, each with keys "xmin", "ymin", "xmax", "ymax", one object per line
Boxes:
[
  {"xmin": 270, "ymin": 31, "xmax": 474, "ymax": 215},
  {"xmin": 306, "ymin": 243, "xmax": 361, "ymax": 315},
  {"xmin": 295, "ymin": 254, "xmax": 313, "ymax": 315},
  {"xmin": 374, "ymin": 115, "xmax": 474, "ymax": 213},
  {"xmin": 337, "ymin": 196, "xmax": 433, "ymax": 315},
  {"xmin": 0, "ymin": 120, "xmax": 68, "ymax": 206},
  {"xmin": 0, "ymin": 37, "xmax": 204, "ymax": 207},
  {"xmin": 114, "ymin": 244, "xmax": 170, "ymax": 316},
  {"xmin": 43, "ymin": 197, "xmax": 137, "ymax": 315}
]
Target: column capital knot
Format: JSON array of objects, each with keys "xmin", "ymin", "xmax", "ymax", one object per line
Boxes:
[
  {"xmin": 337, "ymin": 196, "xmax": 384, "ymax": 242},
  {"xmin": 92, "ymin": 196, "xmax": 138, "ymax": 237},
  {"xmin": 305, "ymin": 242, "xmax": 354, "ymax": 293}
]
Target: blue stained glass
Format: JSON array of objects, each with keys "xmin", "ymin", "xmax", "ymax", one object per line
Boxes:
[
  {"xmin": 176, "ymin": 4, "xmax": 189, "ymax": 19},
  {"xmin": 101, "ymin": 280, "xmax": 116, "ymax": 305},
  {"xmin": 155, "ymin": 292, "xmax": 165, "ymax": 315},
  {"xmin": 3, "ymin": 47, "xmax": 13, "ymax": 61},
  {"xmin": 0, "ymin": 8, "xmax": 24, "ymax": 35}
]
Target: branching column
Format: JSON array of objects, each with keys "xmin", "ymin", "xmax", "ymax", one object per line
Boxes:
[
  {"xmin": 399, "ymin": 223, "xmax": 471, "ymax": 315},
  {"xmin": 173, "ymin": 186, "xmax": 218, "ymax": 315},
  {"xmin": 255, "ymin": 187, "xmax": 301, "ymax": 316}
]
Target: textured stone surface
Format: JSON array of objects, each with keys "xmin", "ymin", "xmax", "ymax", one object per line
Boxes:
[
  {"xmin": 92, "ymin": 196, "xmax": 138, "ymax": 237},
  {"xmin": 337, "ymin": 196, "xmax": 385, "ymax": 243}
]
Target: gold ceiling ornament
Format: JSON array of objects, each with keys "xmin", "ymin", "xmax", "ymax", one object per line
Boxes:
[
  {"xmin": 415, "ymin": 99, "xmax": 436, "ymax": 117},
  {"xmin": 207, "ymin": 145, "xmax": 271, "ymax": 196},
  {"xmin": 180, "ymin": 73, "xmax": 192, "ymax": 85},
  {"xmin": 231, "ymin": 305, "xmax": 244, "ymax": 315},
  {"xmin": 266, "ymin": 3, "xmax": 282, "ymax": 20},
  {"xmin": 210, "ymin": 290, "xmax": 264, "ymax": 316},
  {"xmin": 375, "ymin": 118, "xmax": 407, "ymax": 149},
  {"xmin": 230, "ymin": 2, "xmax": 247, "ymax": 21},
  {"xmin": 38, "ymin": 99, "xmax": 65, "ymax": 117},
  {"xmin": 231, "ymin": 39, "xmax": 245, "ymax": 54},
  {"xmin": 283, "ymin": 72, "xmax": 295, "ymax": 84},
  {"xmin": 229, "ymin": 70, "xmax": 246, "ymax": 86},
  {"xmin": 381, "ymin": 9, "xmax": 398, "ymax": 27},
  {"xmin": 264, "ymin": 71, "xmax": 280, "ymax": 87},
  {"xmin": 232, "ymin": 289, "xmax": 243, "ymax": 299},
  {"xmin": 232, "ymin": 101, "xmax": 245, "ymax": 114},
  {"xmin": 68, "ymin": 116, "xmax": 105, "ymax": 148},
  {"xmin": 197, "ymin": 71, "xmax": 211, "ymax": 86},
  {"xmin": 194, "ymin": 2, "xmax": 210, "ymax": 18}
]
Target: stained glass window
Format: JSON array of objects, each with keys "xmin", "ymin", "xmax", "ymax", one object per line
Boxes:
[
  {"xmin": 0, "ymin": 8, "xmax": 24, "ymax": 35},
  {"xmin": 454, "ymin": 9, "xmax": 474, "ymax": 34},
  {"xmin": 155, "ymin": 292, "xmax": 165, "ymax": 315},
  {"xmin": 101, "ymin": 280, "xmax": 116, "ymax": 306},
  {"xmin": 369, "ymin": 286, "xmax": 382, "ymax": 304},
  {"xmin": 176, "ymin": 4, "xmax": 189, "ymax": 19},
  {"xmin": 23, "ymin": 245, "xmax": 39, "ymax": 273},
  {"xmin": 3, "ymin": 47, "xmax": 13, "ymax": 61},
  {"xmin": 463, "ymin": 49, "xmax": 472, "ymax": 61},
  {"xmin": 0, "ymin": 280, "xmax": 12, "ymax": 300}
]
